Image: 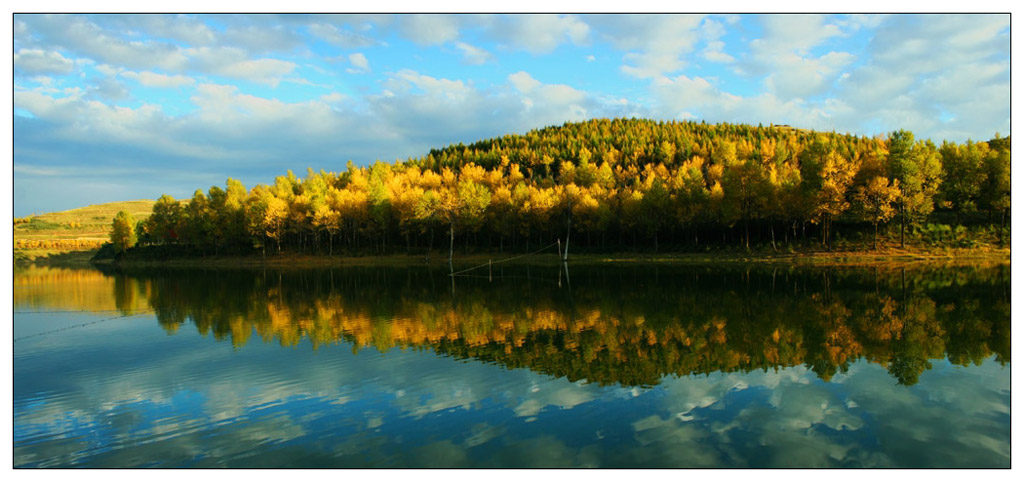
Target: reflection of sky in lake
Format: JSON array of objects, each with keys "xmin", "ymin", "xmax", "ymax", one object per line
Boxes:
[{"xmin": 14, "ymin": 309, "xmax": 1010, "ymax": 468}]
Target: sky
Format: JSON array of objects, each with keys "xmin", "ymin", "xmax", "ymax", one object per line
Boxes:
[{"xmin": 9, "ymin": 12, "xmax": 1012, "ymax": 217}]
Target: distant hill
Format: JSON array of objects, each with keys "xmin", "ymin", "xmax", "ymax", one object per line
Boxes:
[
  {"xmin": 14, "ymin": 200, "xmax": 155, "ymax": 252},
  {"xmin": 15, "ymin": 118, "xmax": 1012, "ymax": 261}
]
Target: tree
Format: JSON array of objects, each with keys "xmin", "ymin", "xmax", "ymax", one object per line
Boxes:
[
  {"xmin": 224, "ymin": 178, "xmax": 249, "ymax": 247},
  {"xmin": 110, "ymin": 210, "xmax": 137, "ymax": 255},
  {"xmin": 142, "ymin": 119, "xmax": 1007, "ymax": 256},
  {"xmin": 722, "ymin": 156, "xmax": 769, "ymax": 250},
  {"xmin": 939, "ymin": 140, "xmax": 988, "ymax": 225},
  {"xmin": 457, "ymin": 179, "xmax": 491, "ymax": 238},
  {"xmin": 802, "ymin": 137, "xmax": 856, "ymax": 248},
  {"xmin": 979, "ymin": 137, "xmax": 1010, "ymax": 231},
  {"xmin": 146, "ymin": 194, "xmax": 182, "ymax": 244},
  {"xmin": 246, "ymin": 185, "xmax": 288, "ymax": 254},
  {"xmin": 854, "ymin": 176, "xmax": 901, "ymax": 249},
  {"xmin": 672, "ymin": 156, "xmax": 710, "ymax": 248},
  {"xmin": 640, "ymin": 175, "xmax": 672, "ymax": 252},
  {"xmin": 766, "ymin": 159, "xmax": 802, "ymax": 249},
  {"xmin": 185, "ymin": 189, "xmax": 215, "ymax": 251},
  {"xmin": 887, "ymin": 130, "xmax": 942, "ymax": 247}
]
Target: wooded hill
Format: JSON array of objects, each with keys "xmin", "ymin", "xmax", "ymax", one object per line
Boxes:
[{"xmin": 111, "ymin": 118, "xmax": 1011, "ymax": 259}]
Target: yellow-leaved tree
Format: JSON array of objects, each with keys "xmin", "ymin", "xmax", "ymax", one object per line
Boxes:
[
  {"xmin": 110, "ymin": 210, "xmax": 137, "ymax": 255},
  {"xmin": 854, "ymin": 176, "xmax": 901, "ymax": 249}
]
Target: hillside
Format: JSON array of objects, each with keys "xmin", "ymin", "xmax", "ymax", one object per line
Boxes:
[
  {"xmin": 18, "ymin": 118, "xmax": 1013, "ymax": 264},
  {"xmin": 14, "ymin": 200, "xmax": 155, "ymax": 262}
]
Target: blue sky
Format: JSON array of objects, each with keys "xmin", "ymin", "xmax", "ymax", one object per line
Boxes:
[{"xmin": 10, "ymin": 13, "xmax": 1011, "ymax": 216}]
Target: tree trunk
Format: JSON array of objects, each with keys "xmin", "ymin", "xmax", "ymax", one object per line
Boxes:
[
  {"xmin": 1000, "ymin": 208, "xmax": 1007, "ymax": 246},
  {"xmin": 822, "ymin": 217, "xmax": 829, "ymax": 249},
  {"xmin": 564, "ymin": 210, "xmax": 571, "ymax": 261},
  {"xmin": 427, "ymin": 226, "xmax": 434, "ymax": 262},
  {"xmin": 448, "ymin": 219, "xmax": 455, "ymax": 264},
  {"xmin": 744, "ymin": 218, "xmax": 749, "ymax": 251},
  {"xmin": 900, "ymin": 204, "xmax": 906, "ymax": 248}
]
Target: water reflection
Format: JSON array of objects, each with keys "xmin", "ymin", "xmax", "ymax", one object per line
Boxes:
[
  {"xmin": 28, "ymin": 262, "xmax": 1011, "ymax": 387},
  {"xmin": 13, "ymin": 262, "xmax": 1011, "ymax": 468}
]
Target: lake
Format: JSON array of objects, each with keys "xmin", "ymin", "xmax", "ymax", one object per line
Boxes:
[{"xmin": 13, "ymin": 261, "xmax": 1010, "ymax": 468}]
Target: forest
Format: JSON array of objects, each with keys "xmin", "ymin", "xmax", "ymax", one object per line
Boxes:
[{"xmin": 105, "ymin": 118, "xmax": 1011, "ymax": 259}]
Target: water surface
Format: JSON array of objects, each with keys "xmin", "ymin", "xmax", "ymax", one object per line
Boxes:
[{"xmin": 13, "ymin": 262, "xmax": 1010, "ymax": 467}]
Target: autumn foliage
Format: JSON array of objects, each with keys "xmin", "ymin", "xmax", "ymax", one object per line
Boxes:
[{"xmin": 133, "ymin": 119, "xmax": 1010, "ymax": 256}]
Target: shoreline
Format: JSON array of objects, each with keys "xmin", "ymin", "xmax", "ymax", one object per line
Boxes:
[{"xmin": 66, "ymin": 246, "xmax": 1010, "ymax": 270}]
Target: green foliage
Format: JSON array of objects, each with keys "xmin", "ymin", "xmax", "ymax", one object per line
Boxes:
[
  {"xmin": 110, "ymin": 210, "xmax": 137, "ymax": 254},
  {"xmin": 939, "ymin": 140, "xmax": 989, "ymax": 220},
  {"xmin": 21, "ymin": 218, "xmax": 64, "ymax": 230},
  {"xmin": 913, "ymin": 223, "xmax": 1003, "ymax": 249}
]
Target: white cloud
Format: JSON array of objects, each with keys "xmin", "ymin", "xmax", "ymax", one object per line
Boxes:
[
  {"xmin": 346, "ymin": 53, "xmax": 371, "ymax": 74},
  {"xmin": 650, "ymin": 73, "xmax": 842, "ymax": 131},
  {"xmin": 186, "ymin": 47, "xmax": 297, "ymax": 86},
  {"xmin": 508, "ymin": 71, "xmax": 542, "ymax": 93},
  {"xmin": 122, "ymin": 71, "xmax": 196, "ymax": 88},
  {"xmin": 752, "ymin": 14, "xmax": 843, "ymax": 57},
  {"xmin": 219, "ymin": 24, "xmax": 304, "ymax": 54},
  {"xmin": 492, "ymin": 14, "xmax": 590, "ymax": 54},
  {"xmin": 401, "ymin": 14, "xmax": 461, "ymax": 46},
  {"xmin": 87, "ymin": 77, "xmax": 132, "ymax": 101},
  {"xmin": 702, "ymin": 42, "xmax": 735, "ymax": 63},
  {"xmin": 827, "ymin": 14, "xmax": 1008, "ymax": 140},
  {"xmin": 215, "ymin": 59, "xmax": 296, "ymax": 86},
  {"xmin": 17, "ymin": 15, "xmax": 190, "ymax": 72},
  {"xmin": 15, "ymin": 88, "xmax": 200, "ymax": 157},
  {"xmin": 834, "ymin": 14, "xmax": 889, "ymax": 32},
  {"xmin": 743, "ymin": 15, "xmax": 855, "ymax": 100},
  {"xmin": 507, "ymin": 71, "xmax": 586, "ymax": 115},
  {"xmin": 699, "ymin": 19, "xmax": 734, "ymax": 63},
  {"xmin": 119, "ymin": 14, "xmax": 217, "ymax": 46},
  {"xmin": 764, "ymin": 51, "xmax": 856, "ymax": 100},
  {"xmin": 592, "ymin": 14, "xmax": 705, "ymax": 78},
  {"xmin": 95, "ymin": 64, "xmax": 122, "ymax": 77},
  {"xmin": 15, "ymin": 49, "xmax": 75, "ymax": 75},
  {"xmin": 455, "ymin": 42, "xmax": 493, "ymax": 65},
  {"xmin": 387, "ymin": 70, "xmax": 474, "ymax": 101},
  {"xmin": 307, "ymin": 23, "xmax": 377, "ymax": 49}
]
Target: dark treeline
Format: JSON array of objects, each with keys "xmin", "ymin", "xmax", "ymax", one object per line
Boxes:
[
  {"xmin": 114, "ymin": 118, "xmax": 1010, "ymax": 258},
  {"xmin": 101, "ymin": 263, "xmax": 1010, "ymax": 387}
]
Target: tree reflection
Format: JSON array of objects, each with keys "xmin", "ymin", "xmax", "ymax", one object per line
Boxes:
[{"xmin": 79, "ymin": 263, "xmax": 1012, "ymax": 386}]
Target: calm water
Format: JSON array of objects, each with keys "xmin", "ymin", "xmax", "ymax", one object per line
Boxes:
[{"xmin": 13, "ymin": 262, "xmax": 1010, "ymax": 468}]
